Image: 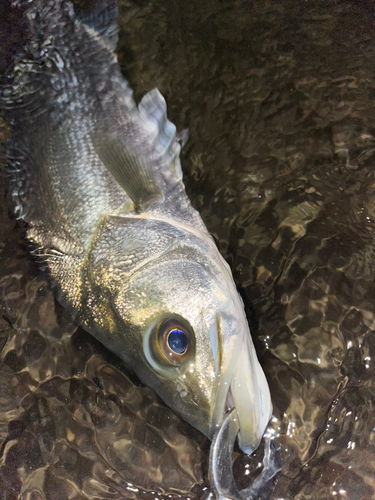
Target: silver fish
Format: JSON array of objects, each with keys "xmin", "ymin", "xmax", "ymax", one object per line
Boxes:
[{"xmin": 0, "ymin": 0, "xmax": 271, "ymax": 457}]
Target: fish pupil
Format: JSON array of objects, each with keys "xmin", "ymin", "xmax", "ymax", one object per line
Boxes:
[{"xmin": 167, "ymin": 329, "xmax": 188, "ymax": 354}]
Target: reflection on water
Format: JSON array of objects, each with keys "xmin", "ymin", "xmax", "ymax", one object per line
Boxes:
[{"xmin": 1, "ymin": 0, "xmax": 375, "ymax": 498}]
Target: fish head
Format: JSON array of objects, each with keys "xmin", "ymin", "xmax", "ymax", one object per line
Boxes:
[{"xmin": 91, "ymin": 217, "xmax": 272, "ymax": 454}]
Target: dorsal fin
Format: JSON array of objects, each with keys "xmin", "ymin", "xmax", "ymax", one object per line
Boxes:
[
  {"xmin": 92, "ymin": 132, "xmax": 163, "ymax": 211},
  {"xmin": 138, "ymin": 89, "xmax": 187, "ymax": 181},
  {"xmin": 73, "ymin": 0, "xmax": 118, "ymax": 51}
]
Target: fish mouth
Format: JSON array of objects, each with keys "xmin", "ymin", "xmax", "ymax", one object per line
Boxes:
[{"xmin": 211, "ymin": 326, "xmax": 272, "ymax": 455}]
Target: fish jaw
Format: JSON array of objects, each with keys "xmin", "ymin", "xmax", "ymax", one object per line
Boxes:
[
  {"xmin": 232, "ymin": 329, "xmax": 272, "ymax": 454},
  {"xmin": 211, "ymin": 316, "xmax": 272, "ymax": 455}
]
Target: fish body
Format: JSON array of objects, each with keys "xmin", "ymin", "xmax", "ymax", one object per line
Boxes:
[{"xmin": 0, "ymin": 0, "xmax": 271, "ymax": 454}]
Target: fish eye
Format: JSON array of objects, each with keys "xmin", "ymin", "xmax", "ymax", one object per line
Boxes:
[
  {"xmin": 157, "ymin": 318, "xmax": 192, "ymax": 366},
  {"xmin": 167, "ymin": 329, "xmax": 188, "ymax": 354}
]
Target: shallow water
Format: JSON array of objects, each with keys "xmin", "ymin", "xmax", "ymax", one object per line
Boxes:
[{"xmin": 1, "ymin": 0, "xmax": 375, "ymax": 498}]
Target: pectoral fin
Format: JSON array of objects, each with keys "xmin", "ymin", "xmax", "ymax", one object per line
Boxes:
[{"xmin": 92, "ymin": 133, "xmax": 163, "ymax": 210}]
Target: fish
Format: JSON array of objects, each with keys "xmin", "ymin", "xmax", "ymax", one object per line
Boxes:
[{"xmin": 0, "ymin": 0, "xmax": 271, "ymax": 459}]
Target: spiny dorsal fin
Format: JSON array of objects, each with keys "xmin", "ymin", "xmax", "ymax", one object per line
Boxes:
[
  {"xmin": 138, "ymin": 89, "xmax": 186, "ymax": 181},
  {"xmin": 92, "ymin": 133, "xmax": 163, "ymax": 211}
]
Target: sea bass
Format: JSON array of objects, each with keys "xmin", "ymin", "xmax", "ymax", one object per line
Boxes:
[{"xmin": 0, "ymin": 0, "xmax": 271, "ymax": 455}]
